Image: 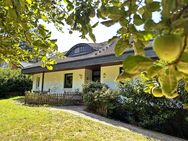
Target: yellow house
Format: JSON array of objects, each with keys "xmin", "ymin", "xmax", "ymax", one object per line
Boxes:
[{"xmin": 22, "ymin": 41, "xmax": 156, "ymax": 93}]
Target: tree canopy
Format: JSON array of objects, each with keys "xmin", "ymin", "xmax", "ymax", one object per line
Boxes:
[
  {"xmin": 0, "ymin": 0, "xmax": 64, "ymax": 68},
  {"xmin": 1, "ymin": 0, "xmax": 188, "ymax": 98}
]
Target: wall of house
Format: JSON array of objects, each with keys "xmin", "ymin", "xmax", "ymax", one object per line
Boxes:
[
  {"xmin": 101, "ymin": 64, "xmax": 122, "ymax": 89},
  {"xmin": 85, "ymin": 69, "xmax": 92, "ymax": 83},
  {"xmin": 43, "ymin": 71, "xmax": 64, "ymax": 93},
  {"xmin": 32, "ymin": 64, "xmax": 122, "ymax": 93},
  {"xmin": 32, "ymin": 69, "xmax": 85, "ymax": 93}
]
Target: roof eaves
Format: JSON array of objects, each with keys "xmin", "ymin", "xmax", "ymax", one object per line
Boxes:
[{"xmin": 22, "ymin": 46, "xmax": 156, "ymax": 74}]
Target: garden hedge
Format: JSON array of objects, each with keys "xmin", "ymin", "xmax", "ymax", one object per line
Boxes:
[{"xmin": 0, "ymin": 68, "xmax": 32, "ymax": 98}]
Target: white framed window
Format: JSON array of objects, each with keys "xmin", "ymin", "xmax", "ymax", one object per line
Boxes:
[{"xmin": 64, "ymin": 73, "xmax": 73, "ymax": 88}]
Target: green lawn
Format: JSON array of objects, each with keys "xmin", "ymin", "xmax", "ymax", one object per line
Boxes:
[{"xmin": 0, "ymin": 97, "xmax": 157, "ymax": 141}]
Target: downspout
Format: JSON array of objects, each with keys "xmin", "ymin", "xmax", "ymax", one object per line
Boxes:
[{"xmin": 41, "ymin": 72, "xmax": 45, "ymax": 92}]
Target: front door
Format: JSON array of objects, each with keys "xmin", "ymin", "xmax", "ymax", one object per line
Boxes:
[{"xmin": 92, "ymin": 69, "xmax": 100, "ymax": 82}]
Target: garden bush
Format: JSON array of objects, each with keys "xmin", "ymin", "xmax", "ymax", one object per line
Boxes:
[
  {"xmin": 112, "ymin": 79, "xmax": 180, "ymax": 127},
  {"xmin": 0, "ymin": 68, "xmax": 32, "ymax": 98},
  {"xmin": 82, "ymin": 79, "xmax": 188, "ymax": 139},
  {"xmin": 82, "ymin": 81, "xmax": 118, "ymax": 116},
  {"xmin": 111, "ymin": 78, "xmax": 188, "ymax": 139}
]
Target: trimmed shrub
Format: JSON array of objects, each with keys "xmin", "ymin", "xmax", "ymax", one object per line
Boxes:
[{"xmin": 0, "ymin": 68, "xmax": 32, "ymax": 98}]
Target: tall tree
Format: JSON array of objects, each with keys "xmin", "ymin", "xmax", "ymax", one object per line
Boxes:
[{"xmin": 0, "ymin": 0, "xmax": 64, "ymax": 68}]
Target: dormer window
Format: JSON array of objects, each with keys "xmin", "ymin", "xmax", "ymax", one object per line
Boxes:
[
  {"xmin": 74, "ymin": 46, "xmax": 86, "ymax": 54},
  {"xmin": 65, "ymin": 43, "xmax": 95, "ymax": 57}
]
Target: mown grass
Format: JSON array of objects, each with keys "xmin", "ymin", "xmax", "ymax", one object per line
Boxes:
[{"xmin": 0, "ymin": 97, "xmax": 157, "ymax": 141}]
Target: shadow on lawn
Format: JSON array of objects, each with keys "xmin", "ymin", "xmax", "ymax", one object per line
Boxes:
[
  {"xmin": 50, "ymin": 106, "xmax": 186, "ymax": 141},
  {"xmin": 13, "ymin": 97, "xmax": 25, "ymax": 103},
  {"xmin": 12, "ymin": 97, "xmax": 49, "ymax": 107}
]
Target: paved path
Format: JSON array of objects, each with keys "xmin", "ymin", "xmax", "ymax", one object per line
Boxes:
[{"xmin": 49, "ymin": 106, "xmax": 186, "ymax": 141}]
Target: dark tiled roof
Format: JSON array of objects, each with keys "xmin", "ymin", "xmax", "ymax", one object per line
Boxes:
[
  {"xmin": 87, "ymin": 41, "xmax": 109, "ymax": 50},
  {"xmin": 24, "ymin": 41, "xmax": 116, "ymax": 69},
  {"xmin": 22, "ymin": 41, "xmax": 156, "ymax": 74}
]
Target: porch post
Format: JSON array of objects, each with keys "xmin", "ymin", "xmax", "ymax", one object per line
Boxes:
[{"xmin": 41, "ymin": 72, "xmax": 45, "ymax": 92}]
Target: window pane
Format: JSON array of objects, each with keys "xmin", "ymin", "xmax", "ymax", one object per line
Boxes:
[
  {"xmin": 64, "ymin": 73, "xmax": 73, "ymax": 88},
  {"xmin": 74, "ymin": 48, "xmax": 80, "ymax": 54}
]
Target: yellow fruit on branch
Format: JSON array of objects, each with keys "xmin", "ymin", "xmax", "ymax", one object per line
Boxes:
[{"xmin": 153, "ymin": 34, "xmax": 183, "ymax": 62}]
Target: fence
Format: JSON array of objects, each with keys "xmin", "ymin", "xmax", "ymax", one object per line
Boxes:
[{"xmin": 25, "ymin": 92, "xmax": 83, "ymax": 105}]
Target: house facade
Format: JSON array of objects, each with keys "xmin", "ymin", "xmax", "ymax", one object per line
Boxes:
[{"xmin": 22, "ymin": 41, "xmax": 156, "ymax": 94}]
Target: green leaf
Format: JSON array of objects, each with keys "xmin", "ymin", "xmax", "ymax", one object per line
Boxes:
[
  {"xmin": 172, "ymin": 18, "xmax": 188, "ymax": 34},
  {"xmin": 108, "ymin": 36, "xmax": 119, "ymax": 44},
  {"xmin": 106, "ymin": 7, "xmax": 124, "ymax": 20},
  {"xmin": 41, "ymin": 15, "xmax": 48, "ymax": 21},
  {"xmin": 46, "ymin": 65, "xmax": 53, "ymax": 70},
  {"xmin": 147, "ymin": 64, "xmax": 163, "ymax": 78},
  {"xmin": 138, "ymin": 7, "xmax": 144, "ymax": 15},
  {"xmin": 164, "ymin": 93, "xmax": 179, "ymax": 99},
  {"xmin": 8, "ymin": 8, "xmax": 17, "ymax": 19},
  {"xmin": 64, "ymin": 0, "xmax": 74, "ymax": 10},
  {"xmin": 115, "ymin": 39, "xmax": 129, "ymax": 57},
  {"xmin": 180, "ymin": 52, "xmax": 188, "ymax": 62},
  {"xmin": 142, "ymin": 10, "xmax": 152, "ymax": 21},
  {"xmin": 123, "ymin": 55, "xmax": 153, "ymax": 74},
  {"xmin": 26, "ymin": 0, "xmax": 32, "ymax": 5},
  {"xmin": 176, "ymin": 62, "xmax": 188, "ymax": 75},
  {"xmin": 42, "ymin": 56, "xmax": 47, "ymax": 62},
  {"xmin": 116, "ymin": 71, "xmax": 136, "ymax": 82},
  {"xmin": 162, "ymin": 0, "xmax": 176, "ymax": 18},
  {"xmin": 144, "ymin": 19, "xmax": 156, "ymax": 31},
  {"xmin": 101, "ymin": 20, "xmax": 116, "ymax": 27},
  {"xmin": 89, "ymin": 31, "xmax": 96, "ymax": 42},
  {"xmin": 133, "ymin": 14, "xmax": 143, "ymax": 26},
  {"xmin": 100, "ymin": 5, "xmax": 108, "ymax": 17},
  {"xmin": 47, "ymin": 60, "xmax": 55, "ymax": 65},
  {"xmin": 146, "ymin": 0, "xmax": 153, "ymax": 4},
  {"xmin": 133, "ymin": 40, "xmax": 145, "ymax": 56},
  {"xmin": 4, "ymin": 6, "xmax": 9, "ymax": 10},
  {"xmin": 159, "ymin": 66, "xmax": 178, "ymax": 97},
  {"xmin": 92, "ymin": 22, "xmax": 99, "ymax": 28},
  {"xmin": 147, "ymin": 2, "xmax": 160, "ymax": 12},
  {"xmin": 119, "ymin": 18, "xmax": 128, "ymax": 27},
  {"xmin": 139, "ymin": 31, "xmax": 153, "ymax": 41},
  {"xmin": 176, "ymin": 52, "xmax": 188, "ymax": 74},
  {"xmin": 159, "ymin": 66, "xmax": 179, "ymax": 99}
]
